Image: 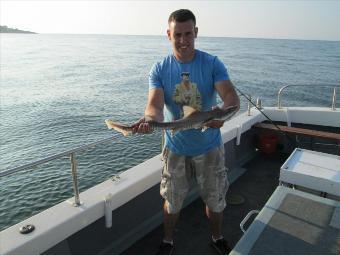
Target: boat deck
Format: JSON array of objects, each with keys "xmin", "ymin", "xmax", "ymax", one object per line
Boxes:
[{"xmin": 122, "ymin": 151, "xmax": 288, "ymax": 255}]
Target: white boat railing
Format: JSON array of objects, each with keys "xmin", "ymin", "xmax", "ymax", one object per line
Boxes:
[
  {"xmin": 0, "ymin": 135, "xmax": 119, "ymax": 206},
  {"xmin": 277, "ymin": 84, "xmax": 339, "ymax": 109}
]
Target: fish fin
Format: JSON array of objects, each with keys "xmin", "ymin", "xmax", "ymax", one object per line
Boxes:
[
  {"xmin": 201, "ymin": 126, "xmax": 209, "ymax": 132},
  {"xmin": 113, "ymin": 127, "xmax": 131, "ymax": 136},
  {"xmin": 170, "ymin": 128, "xmax": 181, "ymax": 136},
  {"xmin": 182, "ymin": 105, "xmax": 199, "ymax": 118},
  {"xmin": 120, "ymin": 130, "xmax": 132, "ymax": 136}
]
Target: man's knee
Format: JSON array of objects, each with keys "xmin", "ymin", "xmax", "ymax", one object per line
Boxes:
[
  {"xmin": 164, "ymin": 200, "xmax": 182, "ymax": 214},
  {"xmin": 206, "ymin": 201, "xmax": 226, "ymax": 214}
]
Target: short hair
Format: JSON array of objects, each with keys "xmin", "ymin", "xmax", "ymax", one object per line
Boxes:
[{"xmin": 168, "ymin": 9, "xmax": 196, "ymax": 26}]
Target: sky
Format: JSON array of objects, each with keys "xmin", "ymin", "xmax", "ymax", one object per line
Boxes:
[{"xmin": 1, "ymin": 1, "xmax": 340, "ymax": 41}]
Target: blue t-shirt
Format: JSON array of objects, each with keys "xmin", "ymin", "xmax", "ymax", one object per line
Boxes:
[{"xmin": 149, "ymin": 49, "xmax": 230, "ymax": 156}]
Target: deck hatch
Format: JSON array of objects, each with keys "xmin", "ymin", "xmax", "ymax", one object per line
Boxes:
[
  {"xmin": 280, "ymin": 148, "xmax": 340, "ymax": 198},
  {"xmin": 249, "ymin": 193, "xmax": 339, "ymax": 254}
]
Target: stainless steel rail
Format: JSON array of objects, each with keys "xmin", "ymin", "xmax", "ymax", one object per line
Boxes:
[
  {"xmin": 277, "ymin": 84, "xmax": 339, "ymax": 109},
  {"xmin": 247, "ymin": 95, "xmax": 252, "ymax": 116},
  {"xmin": 0, "ymin": 135, "xmax": 119, "ymax": 206},
  {"xmin": 332, "ymin": 87, "xmax": 337, "ymax": 111}
]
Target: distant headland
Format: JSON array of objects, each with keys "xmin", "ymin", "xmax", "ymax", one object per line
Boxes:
[{"xmin": 0, "ymin": 26, "xmax": 36, "ymax": 34}]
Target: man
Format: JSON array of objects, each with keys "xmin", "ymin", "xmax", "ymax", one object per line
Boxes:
[{"xmin": 134, "ymin": 9, "xmax": 240, "ymax": 255}]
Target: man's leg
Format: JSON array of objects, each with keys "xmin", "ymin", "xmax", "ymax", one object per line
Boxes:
[
  {"xmin": 157, "ymin": 148, "xmax": 189, "ymax": 254},
  {"xmin": 163, "ymin": 202, "xmax": 180, "ymax": 242},
  {"xmin": 207, "ymin": 205, "xmax": 231, "ymax": 254},
  {"xmin": 193, "ymin": 146, "xmax": 227, "ymax": 239},
  {"xmin": 156, "ymin": 202, "xmax": 178, "ymax": 255},
  {"xmin": 206, "ymin": 206, "xmax": 223, "ymax": 239},
  {"xmin": 192, "ymin": 146, "xmax": 231, "ymax": 254}
]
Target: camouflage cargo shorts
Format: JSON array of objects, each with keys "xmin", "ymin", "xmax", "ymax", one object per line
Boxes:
[{"xmin": 160, "ymin": 145, "xmax": 229, "ymax": 214}]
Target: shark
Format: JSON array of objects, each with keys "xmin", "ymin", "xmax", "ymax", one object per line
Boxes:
[{"xmin": 105, "ymin": 105, "xmax": 239, "ymax": 136}]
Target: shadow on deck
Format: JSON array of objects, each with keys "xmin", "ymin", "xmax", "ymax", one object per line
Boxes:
[{"xmin": 122, "ymin": 152, "xmax": 289, "ymax": 255}]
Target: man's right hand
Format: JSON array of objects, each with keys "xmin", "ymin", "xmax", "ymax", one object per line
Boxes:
[{"xmin": 132, "ymin": 117, "xmax": 153, "ymax": 134}]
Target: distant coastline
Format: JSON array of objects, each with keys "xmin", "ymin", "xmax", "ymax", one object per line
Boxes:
[{"xmin": 0, "ymin": 26, "xmax": 36, "ymax": 34}]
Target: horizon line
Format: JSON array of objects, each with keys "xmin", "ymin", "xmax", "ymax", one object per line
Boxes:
[{"xmin": 2, "ymin": 31, "xmax": 339, "ymax": 43}]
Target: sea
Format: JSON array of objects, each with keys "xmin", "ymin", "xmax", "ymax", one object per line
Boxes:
[{"xmin": 0, "ymin": 34, "xmax": 339, "ymax": 231}]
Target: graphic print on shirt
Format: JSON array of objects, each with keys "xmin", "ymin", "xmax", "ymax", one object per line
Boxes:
[{"xmin": 172, "ymin": 72, "xmax": 202, "ymax": 118}]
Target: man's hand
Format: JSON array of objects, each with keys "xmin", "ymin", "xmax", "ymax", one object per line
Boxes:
[
  {"xmin": 132, "ymin": 117, "xmax": 153, "ymax": 134},
  {"xmin": 204, "ymin": 104, "xmax": 236, "ymax": 129}
]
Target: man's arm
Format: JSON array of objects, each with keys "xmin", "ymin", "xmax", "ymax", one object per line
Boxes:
[
  {"xmin": 133, "ymin": 88, "xmax": 164, "ymax": 133},
  {"xmin": 145, "ymin": 88, "xmax": 165, "ymax": 122},
  {"xmin": 206, "ymin": 80, "xmax": 240, "ymax": 128},
  {"xmin": 215, "ymin": 80, "xmax": 240, "ymax": 110}
]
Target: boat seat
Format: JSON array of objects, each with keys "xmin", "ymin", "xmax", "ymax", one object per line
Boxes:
[
  {"xmin": 230, "ymin": 186, "xmax": 340, "ymax": 255},
  {"xmin": 253, "ymin": 122, "xmax": 340, "ymax": 141}
]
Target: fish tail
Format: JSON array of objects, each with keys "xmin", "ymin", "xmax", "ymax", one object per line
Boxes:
[{"xmin": 105, "ymin": 119, "xmax": 132, "ymax": 136}]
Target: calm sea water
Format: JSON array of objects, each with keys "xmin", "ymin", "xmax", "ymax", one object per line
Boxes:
[{"xmin": 0, "ymin": 34, "xmax": 339, "ymax": 230}]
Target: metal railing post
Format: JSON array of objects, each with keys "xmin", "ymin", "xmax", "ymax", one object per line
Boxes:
[
  {"xmin": 277, "ymin": 85, "xmax": 288, "ymax": 109},
  {"xmin": 256, "ymin": 98, "xmax": 262, "ymax": 109},
  {"xmin": 247, "ymin": 95, "xmax": 252, "ymax": 116},
  {"xmin": 70, "ymin": 152, "xmax": 81, "ymax": 206},
  {"xmin": 331, "ymin": 87, "xmax": 337, "ymax": 110}
]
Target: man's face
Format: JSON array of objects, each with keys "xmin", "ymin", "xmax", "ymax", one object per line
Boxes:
[
  {"xmin": 167, "ymin": 20, "xmax": 198, "ymax": 62},
  {"xmin": 182, "ymin": 74, "xmax": 190, "ymax": 83}
]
